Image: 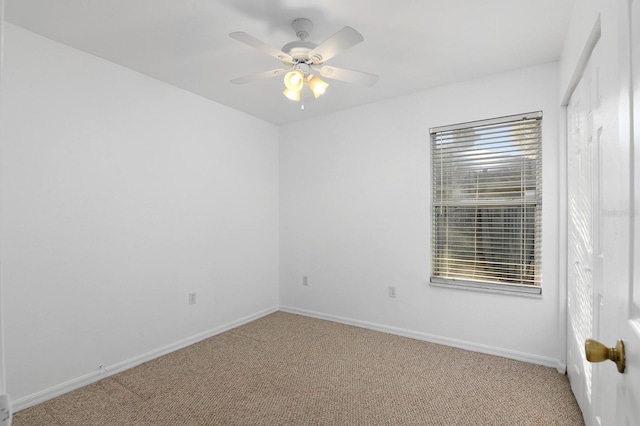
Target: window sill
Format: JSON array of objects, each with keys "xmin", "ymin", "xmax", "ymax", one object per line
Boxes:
[{"xmin": 429, "ymin": 277, "xmax": 542, "ymax": 298}]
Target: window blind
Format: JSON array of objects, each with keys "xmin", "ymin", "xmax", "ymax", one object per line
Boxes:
[{"xmin": 430, "ymin": 112, "xmax": 542, "ymax": 294}]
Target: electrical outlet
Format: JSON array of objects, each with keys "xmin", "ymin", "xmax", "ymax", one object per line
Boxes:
[
  {"xmin": 189, "ymin": 292, "xmax": 196, "ymax": 305},
  {"xmin": 0, "ymin": 394, "xmax": 11, "ymax": 425},
  {"xmin": 303, "ymin": 275, "xmax": 309, "ymax": 286},
  {"xmin": 389, "ymin": 286, "xmax": 396, "ymax": 298}
]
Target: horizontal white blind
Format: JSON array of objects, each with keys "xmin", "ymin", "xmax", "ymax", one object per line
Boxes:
[{"xmin": 431, "ymin": 112, "xmax": 542, "ymax": 290}]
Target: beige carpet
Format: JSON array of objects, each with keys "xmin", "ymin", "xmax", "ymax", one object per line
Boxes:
[{"xmin": 13, "ymin": 311, "xmax": 584, "ymax": 425}]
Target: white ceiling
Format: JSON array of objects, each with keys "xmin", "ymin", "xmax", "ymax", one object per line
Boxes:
[{"xmin": 5, "ymin": 0, "xmax": 577, "ymax": 125}]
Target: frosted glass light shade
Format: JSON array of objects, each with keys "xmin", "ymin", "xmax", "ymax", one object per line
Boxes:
[
  {"xmin": 283, "ymin": 87, "xmax": 301, "ymax": 101},
  {"xmin": 307, "ymin": 75, "xmax": 329, "ymax": 98},
  {"xmin": 284, "ymin": 70, "xmax": 304, "ymax": 91}
]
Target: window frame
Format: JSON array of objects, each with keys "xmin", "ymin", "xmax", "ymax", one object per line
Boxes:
[{"xmin": 429, "ymin": 111, "xmax": 543, "ymax": 296}]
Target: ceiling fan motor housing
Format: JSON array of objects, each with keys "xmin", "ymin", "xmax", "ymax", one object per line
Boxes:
[
  {"xmin": 281, "ymin": 19, "xmax": 320, "ymax": 64},
  {"xmin": 281, "ymin": 40, "xmax": 318, "ymax": 63}
]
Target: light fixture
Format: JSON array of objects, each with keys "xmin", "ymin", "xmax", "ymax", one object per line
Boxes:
[
  {"xmin": 306, "ymin": 74, "xmax": 329, "ymax": 98},
  {"xmin": 283, "ymin": 87, "xmax": 301, "ymax": 101},
  {"xmin": 282, "ymin": 69, "xmax": 329, "ymax": 102},
  {"xmin": 282, "ymin": 69, "xmax": 304, "ymax": 102},
  {"xmin": 284, "ymin": 70, "xmax": 304, "ymax": 91}
]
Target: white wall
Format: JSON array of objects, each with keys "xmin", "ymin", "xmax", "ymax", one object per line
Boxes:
[
  {"xmin": 280, "ymin": 62, "xmax": 564, "ymax": 368},
  {"xmin": 0, "ymin": 24, "xmax": 279, "ymax": 404}
]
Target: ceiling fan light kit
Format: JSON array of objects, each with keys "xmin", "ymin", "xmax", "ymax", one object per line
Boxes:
[
  {"xmin": 306, "ymin": 74, "xmax": 329, "ymax": 98},
  {"xmin": 284, "ymin": 69, "xmax": 304, "ymax": 91},
  {"xmin": 283, "ymin": 87, "xmax": 301, "ymax": 101},
  {"xmin": 230, "ymin": 18, "xmax": 378, "ymax": 104}
]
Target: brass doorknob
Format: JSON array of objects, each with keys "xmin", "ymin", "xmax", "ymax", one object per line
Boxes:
[{"xmin": 585, "ymin": 339, "xmax": 625, "ymax": 373}]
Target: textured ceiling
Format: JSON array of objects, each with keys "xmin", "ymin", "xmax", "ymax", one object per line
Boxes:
[{"xmin": 5, "ymin": 0, "xmax": 577, "ymax": 125}]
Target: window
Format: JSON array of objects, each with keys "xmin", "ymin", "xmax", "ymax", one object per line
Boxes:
[{"xmin": 430, "ymin": 112, "xmax": 542, "ymax": 295}]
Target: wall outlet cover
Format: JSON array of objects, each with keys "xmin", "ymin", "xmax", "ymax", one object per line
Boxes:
[{"xmin": 0, "ymin": 394, "xmax": 12, "ymax": 425}]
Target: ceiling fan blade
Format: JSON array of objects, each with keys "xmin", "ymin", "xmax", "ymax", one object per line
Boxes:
[
  {"xmin": 315, "ymin": 66, "xmax": 379, "ymax": 86},
  {"xmin": 229, "ymin": 32, "xmax": 294, "ymax": 64},
  {"xmin": 230, "ymin": 69, "xmax": 289, "ymax": 85},
  {"xmin": 308, "ymin": 27, "xmax": 364, "ymax": 64}
]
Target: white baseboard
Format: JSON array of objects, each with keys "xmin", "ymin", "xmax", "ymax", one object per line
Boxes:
[
  {"xmin": 13, "ymin": 305, "xmax": 279, "ymax": 412},
  {"xmin": 279, "ymin": 305, "xmax": 566, "ymax": 373}
]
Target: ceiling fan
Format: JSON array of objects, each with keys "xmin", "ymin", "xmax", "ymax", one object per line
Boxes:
[{"xmin": 229, "ymin": 18, "xmax": 378, "ymax": 102}]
